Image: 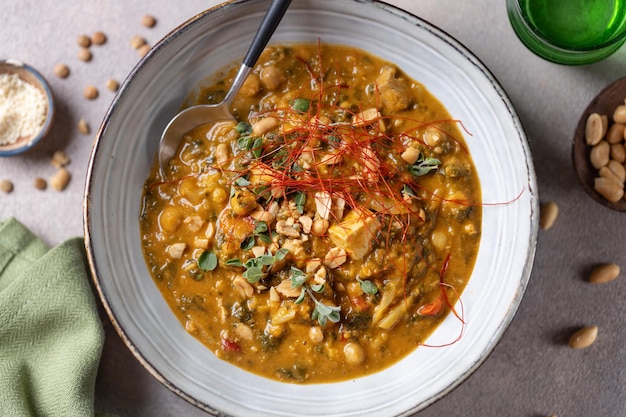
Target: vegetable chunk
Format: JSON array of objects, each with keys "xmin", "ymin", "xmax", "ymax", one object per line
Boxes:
[{"xmin": 327, "ymin": 209, "xmax": 381, "ymax": 260}]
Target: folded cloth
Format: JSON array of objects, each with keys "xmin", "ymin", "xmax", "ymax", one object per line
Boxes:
[{"xmin": 0, "ymin": 218, "xmax": 105, "ymax": 417}]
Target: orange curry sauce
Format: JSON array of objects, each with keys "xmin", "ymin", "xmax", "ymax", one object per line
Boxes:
[{"xmin": 140, "ymin": 43, "xmax": 481, "ymax": 383}]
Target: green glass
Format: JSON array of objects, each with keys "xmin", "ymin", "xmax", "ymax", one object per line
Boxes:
[{"xmin": 507, "ymin": 0, "xmax": 626, "ymax": 65}]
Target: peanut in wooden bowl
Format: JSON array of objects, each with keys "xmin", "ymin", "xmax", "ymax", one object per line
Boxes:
[{"xmin": 573, "ymin": 76, "xmax": 626, "ymax": 212}]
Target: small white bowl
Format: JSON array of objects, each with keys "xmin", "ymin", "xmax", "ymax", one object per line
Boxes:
[
  {"xmin": 0, "ymin": 60, "xmax": 54, "ymax": 156},
  {"xmin": 84, "ymin": 0, "xmax": 539, "ymax": 415}
]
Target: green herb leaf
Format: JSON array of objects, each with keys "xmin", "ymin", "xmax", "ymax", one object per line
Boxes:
[
  {"xmin": 272, "ymin": 149, "xmax": 288, "ymax": 169},
  {"xmin": 291, "ymin": 98, "xmax": 310, "ymax": 113},
  {"xmin": 294, "ymin": 191, "xmax": 306, "ymax": 214},
  {"xmin": 240, "ymin": 235, "xmax": 255, "ymax": 251},
  {"xmin": 312, "ymin": 301, "xmax": 341, "ymax": 326},
  {"xmin": 235, "ymin": 177, "xmax": 251, "ymax": 187},
  {"xmin": 242, "ymin": 266, "xmax": 264, "ymax": 283},
  {"xmin": 251, "ymin": 137, "xmax": 264, "ymax": 159},
  {"xmin": 260, "ymin": 255, "xmax": 275, "ymax": 266},
  {"xmin": 402, "ymin": 184, "xmax": 416, "ymax": 197},
  {"xmin": 237, "ymin": 135, "xmax": 253, "ymax": 150},
  {"xmin": 257, "ymin": 234, "xmax": 273, "ymax": 244},
  {"xmin": 226, "ymin": 258, "xmax": 243, "ymax": 267},
  {"xmin": 357, "ymin": 278, "xmax": 378, "ymax": 295},
  {"xmin": 235, "ymin": 121, "xmax": 252, "ymax": 134},
  {"xmin": 409, "ymin": 153, "xmax": 441, "ymax": 176},
  {"xmin": 245, "ymin": 257, "xmax": 262, "ymax": 269},
  {"xmin": 310, "ymin": 283, "xmax": 325, "ymax": 293},
  {"xmin": 197, "ymin": 250, "xmax": 218, "ymax": 272},
  {"xmin": 254, "ymin": 221, "xmax": 268, "ymax": 234},
  {"xmin": 295, "ymin": 288, "xmax": 306, "ymax": 304},
  {"xmin": 328, "ymin": 135, "xmax": 341, "ymax": 147},
  {"xmin": 274, "ymin": 248, "xmax": 289, "ymax": 262},
  {"xmin": 290, "ymin": 266, "xmax": 307, "ymax": 288}
]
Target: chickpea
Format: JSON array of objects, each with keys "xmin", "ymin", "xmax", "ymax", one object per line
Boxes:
[
  {"xmin": 311, "ymin": 218, "xmax": 329, "ymax": 236},
  {"xmin": 309, "ymin": 326, "xmax": 324, "ymax": 344},
  {"xmin": 212, "ymin": 187, "xmax": 228, "ymax": 204},
  {"xmin": 241, "ymin": 74, "xmax": 262, "ymax": 97},
  {"xmin": 159, "ymin": 206, "xmax": 183, "ymax": 232},
  {"xmin": 430, "ymin": 230, "xmax": 448, "ymax": 250},
  {"xmin": 230, "ymin": 189, "xmax": 258, "ymax": 215},
  {"xmin": 343, "ymin": 342, "xmax": 366, "ymax": 365},
  {"xmin": 178, "ymin": 179, "xmax": 203, "ymax": 205},
  {"xmin": 260, "ymin": 65, "xmax": 284, "ymax": 91}
]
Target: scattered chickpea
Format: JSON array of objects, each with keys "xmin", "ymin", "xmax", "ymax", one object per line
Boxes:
[
  {"xmin": 49, "ymin": 168, "xmax": 71, "ymax": 191},
  {"xmin": 84, "ymin": 85, "xmax": 99, "ymax": 100},
  {"xmin": 51, "ymin": 150, "xmax": 70, "ymax": 168},
  {"xmin": 77, "ymin": 34, "xmax": 91, "ymax": 48},
  {"xmin": 53, "ymin": 63, "xmax": 70, "ymax": 78},
  {"xmin": 78, "ymin": 47, "xmax": 92, "ymax": 62},
  {"xmin": 141, "ymin": 14, "xmax": 157, "ymax": 28},
  {"xmin": 106, "ymin": 79, "xmax": 119, "ymax": 92},
  {"xmin": 0, "ymin": 179, "xmax": 14, "ymax": 193},
  {"xmin": 91, "ymin": 31, "xmax": 107, "ymax": 45},
  {"xmin": 130, "ymin": 35, "xmax": 147, "ymax": 49},
  {"xmin": 33, "ymin": 177, "xmax": 47, "ymax": 190},
  {"xmin": 78, "ymin": 119, "xmax": 90, "ymax": 135},
  {"xmin": 137, "ymin": 43, "xmax": 151, "ymax": 57}
]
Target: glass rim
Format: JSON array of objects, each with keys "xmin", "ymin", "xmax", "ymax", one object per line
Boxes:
[{"xmin": 507, "ymin": 0, "xmax": 626, "ymax": 53}]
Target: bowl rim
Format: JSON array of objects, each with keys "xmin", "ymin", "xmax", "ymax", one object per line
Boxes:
[
  {"xmin": 0, "ymin": 59, "xmax": 55, "ymax": 156},
  {"xmin": 84, "ymin": 0, "xmax": 538, "ymax": 415}
]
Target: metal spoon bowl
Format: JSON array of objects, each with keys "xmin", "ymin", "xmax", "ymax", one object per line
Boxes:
[{"xmin": 158, "ymin": 0, "xmax": 291, "ymax": 176}]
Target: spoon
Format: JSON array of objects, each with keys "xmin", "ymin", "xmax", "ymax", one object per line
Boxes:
[
  {"xmin": 572, "ymin": 75, "xmax": 626, "ymax": 212},
  {"xmin": 158, "ymin": 0, "xmax": 292, "ymax": 176}
]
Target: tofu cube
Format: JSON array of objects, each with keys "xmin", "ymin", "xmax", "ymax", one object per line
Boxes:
[{"xmin": 327, "ymin": 209, "xmax": 380, "ymax": 260}]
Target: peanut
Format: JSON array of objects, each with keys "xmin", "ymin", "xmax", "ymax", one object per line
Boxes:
[
  {"xmin": 589, "ymin": 263, "xmax": 620, "ymax": 284},
  {"xmin": 568, "ymin": 326, "xmax": 598, "ymax": 349},
  {"xmin": 585, "ymin": 113, "xmax": 607, "ymax": 146},
  {"xmin": 49, "ymin": 168, "xmax": 71, "ymax": 191},
  {"xmin": 539, "ymin": 201, "xmax": 558, "ymax": 230}
]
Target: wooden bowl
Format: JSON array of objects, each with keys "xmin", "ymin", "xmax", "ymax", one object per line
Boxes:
[{"xmin": 572, "ymin": 76, "xmax": 626, "ymax": 212}]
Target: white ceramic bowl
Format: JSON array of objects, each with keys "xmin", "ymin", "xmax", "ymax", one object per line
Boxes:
[{"xmin": 84, "ymin": 1, "xmax": 538, "ymax": 416}]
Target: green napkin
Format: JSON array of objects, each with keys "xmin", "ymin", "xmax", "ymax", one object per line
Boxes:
[{"xmin": 0, "ymin": 218, "xmax": 104, "ymax": 417}]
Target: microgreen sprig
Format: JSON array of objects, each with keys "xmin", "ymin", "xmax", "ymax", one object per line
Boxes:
[
  {"xmin": 235, "ymin": 248, "xmax": 289, "ymax": 284},
  {"xmin": 197, "ymin": 250, "xmax": 218, "ymax": 272},
  {"xmin": 357, "ymin": 278, "xmax": 378, "ymax": 295},
  {"xmin": 290, "ymin": 266, "xmax": 341, "ymax": 326},
  {"xmin": 409, "ymin": 153, "xmax": 441, "ymax": 176}
]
